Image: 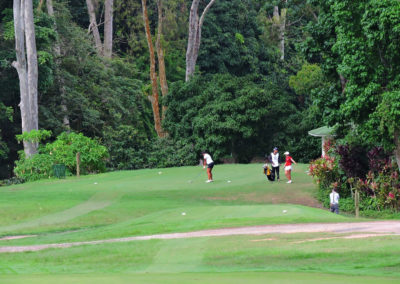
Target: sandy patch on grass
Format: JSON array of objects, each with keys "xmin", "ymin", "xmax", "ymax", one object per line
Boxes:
[
  {"xmin": 1, "ymin": 221, "xmax": 400, "ymax": 253},
  {"xmin": 0, "ymin": 235, "xmax": 37, "ymax": 241},
  {"xmin": 250, "ymin": 238, "xmax": 277, "ymax": 242},
  {"xmin": 292, "ymin": 233, "xmax": 398, "ymax": 244}
]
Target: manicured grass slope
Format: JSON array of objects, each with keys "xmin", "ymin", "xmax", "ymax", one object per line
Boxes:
[
  {"xmin": 1, "ymin": 164, "xmax": 398, "ymax": 282},
  {"xmin": 0, "ymin": 164, "xmax": 348, "ymax": 246}
]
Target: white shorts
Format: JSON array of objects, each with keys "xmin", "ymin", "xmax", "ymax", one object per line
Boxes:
[{"xmin": 285, "ymin": 165, "xmax": 292, "ymax": 171}]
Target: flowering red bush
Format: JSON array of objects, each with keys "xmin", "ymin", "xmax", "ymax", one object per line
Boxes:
[
  {"xmin": 309, "ymin": 155, "xmax": 340, "ymax": 190},
  {"xmin": 310, "ymin": 141, "xmax": 400, "ymax": 212}
]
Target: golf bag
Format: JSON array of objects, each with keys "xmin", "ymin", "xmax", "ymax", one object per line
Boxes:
[{"xmin": 263, "ymin": 164, "xmax": 275, "ymax": 181}]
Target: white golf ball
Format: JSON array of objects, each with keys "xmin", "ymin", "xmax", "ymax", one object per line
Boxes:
[
  {"xmin": 94, "ymin": 182, "xmax": 98, "ymax": 185},
  {"xmin": 158, "ymin": 171, "xmax": 162, "ymax": 174},
  {"xmin": 283, "ymin": 210, "xmax": 287, "ymax": 213},
  {"xmin": 227, "ymin": 180, "xmax": 231, "ymax": 183},
  {"xmin": 182, "ymin": 212, "xmax": 186, "ymax": 216}
]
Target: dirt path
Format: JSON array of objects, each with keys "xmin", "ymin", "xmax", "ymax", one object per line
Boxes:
[{"xmin": 1, "ymin": 221, "xmax": 400, "ymax": 253}]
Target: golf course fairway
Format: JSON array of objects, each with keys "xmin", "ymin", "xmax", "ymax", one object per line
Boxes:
[{"xmin": 1, "ymin": 164, "xmax": 400, "ymax": 282}]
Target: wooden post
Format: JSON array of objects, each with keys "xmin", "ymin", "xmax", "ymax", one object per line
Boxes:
[
  {"xmin": 76, "ymin": 152, "xmax": 80, "ymax": 177},
  {"xmin": 355, "ymin": 189, "xmax": 360, "ymax": 218}
]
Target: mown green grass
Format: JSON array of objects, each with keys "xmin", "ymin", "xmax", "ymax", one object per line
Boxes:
[
  {"xmin": 1, "ymin": 272, "xmax": 399, "ymax": 284},
  {"xmin": 1, "ymin": 233, "xmax": 400, "ymax": 280},
  {"xmin": 1, "ymin": 163, "xmax": 397, "ymax": 283},
  {"xmin": 2, "ymin": 272, "xmax": 399, "ymax": 284},
  {"xmin": 0, "ymin": 164, "xmax": 353, "ymax": 246}
]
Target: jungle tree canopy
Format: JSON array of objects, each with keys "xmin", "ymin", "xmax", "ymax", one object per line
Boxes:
[{"xmin": 0, "ymin": 0, "xmax": 399, "ymax": 179}]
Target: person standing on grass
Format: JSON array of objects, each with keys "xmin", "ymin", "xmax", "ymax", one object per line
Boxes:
[
  {"xmin": 268, "ymin": 147, "xmax": 281, "ymax": 181},
  {"xmin": 202, "ymin": 151, "xmax": 214, "ymax": 183},
  {"xmin": 283, "ymin": 151, "xmax": 296, "ymax": 184},
  {"xmin": 330, "ymin": 188, "xmax": 340, "ymax": 214}
]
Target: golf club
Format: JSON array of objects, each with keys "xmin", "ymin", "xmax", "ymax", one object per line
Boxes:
[{"xmin": 188, "ymin": 167, "xmax": 204, "ymax": 183}]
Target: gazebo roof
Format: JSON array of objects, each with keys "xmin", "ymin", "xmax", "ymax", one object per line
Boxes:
[{"xmin": 308, "ymin": 126, "xmax": 335, "ymax": 137}]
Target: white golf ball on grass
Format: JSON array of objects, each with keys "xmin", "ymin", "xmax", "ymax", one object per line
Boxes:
[
  {"xmin": 181, "ymin": 212, "xmax": 186, "ymax": 216},
  {"xmin": 282, "ymin": 210, "xmax": 287, "ymax": 214}
]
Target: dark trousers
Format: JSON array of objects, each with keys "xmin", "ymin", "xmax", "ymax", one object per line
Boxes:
[
  {"xmin": 272, "ymin": 166, "xmax": 280, "ymax": 181},
  {"xmin": 330, "ymin": 204, "xmax": 339, "ymax": 214}
]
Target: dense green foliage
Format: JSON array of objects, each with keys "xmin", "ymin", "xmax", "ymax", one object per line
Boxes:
[
  {"xmin": 14, "ymin": 131, "xmax": 108, "ymax": 181},
  {"xmin": 0, "ymin": 0, "xmax": 324, "ymax": 181},
  {"xmin": 1, "ymin": 0, "xmax": 399, "ymax": 188},
  {"xmin": 305, "ymin": 0, "xmax": 400, "ymax": 150}
]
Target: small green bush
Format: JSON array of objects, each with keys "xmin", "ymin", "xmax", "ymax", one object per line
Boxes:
[
  {"xmin": 14, "ymin": 153, "xmax": 55, "ymax": 182},
  {"xmin": 14, "ymin": 131, "xmax": 109, "ymax": 182},
  {"xmin": 339, "ymin": 198, "xmax": 355, "ymax": 213},
  {"xmin": 45, "ymin": 132, "xmax": 108, "ymax": 174}
]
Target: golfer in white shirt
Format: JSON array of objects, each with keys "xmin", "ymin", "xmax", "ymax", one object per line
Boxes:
[
  {"xmin": 330, "ymin": 188, "xmax": 340, "ymax": 214},
  {"xmin": 202, "ymin": 151, "xmax": 214, "ymax": 183},
  {"xmin": 269, "ymin": 147, "xmax": 281, "ymax": 181}
]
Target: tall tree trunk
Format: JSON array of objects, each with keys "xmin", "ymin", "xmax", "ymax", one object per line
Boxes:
[
  {"xmin": 103, "ymin": 0, "xmax": 113, "ymax": 58},
  {"xmin": 185, "ymin": 0, "xmax": 217, "ymax": 81},
  {"xmin": 47, "ymin": 0, "xmax": 70, "ymax": 129},
  {"xmin": 156, "ymin": 0, "xmax": 168, "ymax": 121},
  {"xmin": 273, "ymin": 5, "xmax": 287, "ymax": 61},
  {"xmin": 142, "ymin": 0, "xmax": 164, "ymax": 137},
  {"xmin": 185, "ymin": 0, "xmax": 200, "ymax": 82},
  {"xmin": 12, "ymin": 0, "xmax": 39, "ymax": 157},
  {"xmin": 279, "ymin": 8, "xmax": 286, "ymax": 61},
  {"xmin": 394, "ymin": 129, "xmax": 400, "ymax": 171},
  {"xmin": 86, "ymin": 0, "xmax": 103, "ymax": 55},
  {"xmin": 37, "ymin": 0, "xmax": 44, "ymax": 11},
  {"xmin": 25, "ymin": 0, "xmax": 39, "ymax": 135}
]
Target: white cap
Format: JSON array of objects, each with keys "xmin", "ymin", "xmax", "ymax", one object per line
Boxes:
[{"xmin": 284, "ymin": 151, "xmax": 289, "ymax": 155}]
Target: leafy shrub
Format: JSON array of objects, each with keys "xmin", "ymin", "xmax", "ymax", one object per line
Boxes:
[
  {"xmin": 45, "ymin": 132, "xmax": 108, "ymax": 174},
  {"xmin": 309, "ymin": 156, "xmax": 340, "ymax": 190},
  {"xmin": 371, "ymin": 165, "xmax": 400, "ymax": 211},
  {"xmin": 14, "ymin": 131, "xmax": 109, "ymax": 181},
  {"xmin": 16, "ymin": 129, "xmax": 52, "ymax": 144},
  {"xmin": 339, "ymin": 198, "xmax": 355, "ymax": 213},
  {"xmin": 14, "ymin": 153, "xmax": 55, "ymax": 182}
]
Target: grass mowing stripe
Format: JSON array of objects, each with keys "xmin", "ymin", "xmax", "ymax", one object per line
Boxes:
[
  {"xmin": 145, "ymin": 238, "xmax": 207, "ymax": 273},
  {"xmin": 0, "ymin": 189, "xmax": 123, "ymax": 234}
]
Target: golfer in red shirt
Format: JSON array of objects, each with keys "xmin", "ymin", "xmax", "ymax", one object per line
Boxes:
[{"xmin": 284, "ymin": 151, "xmax": 296, "ymax": 184}]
